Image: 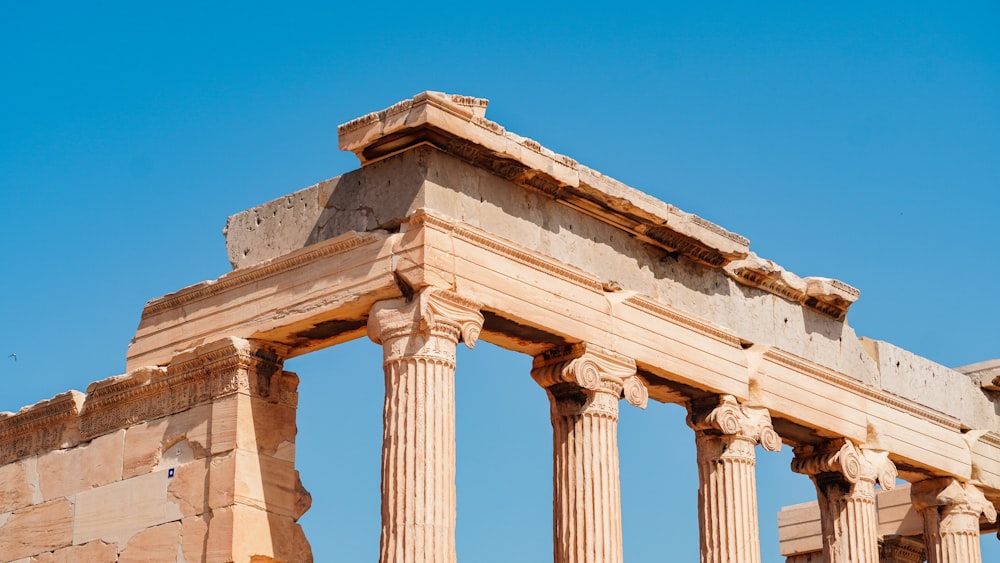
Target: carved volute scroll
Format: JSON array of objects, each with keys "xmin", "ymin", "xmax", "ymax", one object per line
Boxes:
[
  {"xmin": 911, "ymin": 477, "xmax": 997, "ymax": 563},
  {"xmin": 791, "ymin": 439, "xmax": 898, "ymax": 563},
  {"xmin": 688, "ymin": 394, "xmax": 782, "ymax": 455},
  {"xmin": 792, "ymin": 439, "xmax": 897, "ymax": 492},
  {"xmin": 531, "ymin": 342, "xmax": 647, "ymax": 416},
  {"xmin": 367, "ymin": 288, "xmax": 485, "ymax": 365}
]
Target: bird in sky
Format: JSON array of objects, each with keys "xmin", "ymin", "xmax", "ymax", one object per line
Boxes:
[{"xmin": 8, "ymin": 353, "xmax": 15, "ymax": 362}]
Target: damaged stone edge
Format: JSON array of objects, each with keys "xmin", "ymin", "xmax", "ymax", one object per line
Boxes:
[
  {"xmin": 337, "ymin": 91, "xmax": 858, "ymax": 319},
  {"xmin": 140, "ymin": 230, "xmax": 383, "ymax": 319},
  {"xmin": 0, "ymin": 337, "xmax": 295, "ymax": 465}
]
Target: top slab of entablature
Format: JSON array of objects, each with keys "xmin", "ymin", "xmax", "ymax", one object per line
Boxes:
[{"xmin": 225, "ymin": 91, "xmax": 859, "ymax": 321}]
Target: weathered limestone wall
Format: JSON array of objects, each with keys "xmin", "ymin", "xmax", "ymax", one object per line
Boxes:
[{"xmin": 0, "ymin": 338, "xmax": 310, "ymax": 562}]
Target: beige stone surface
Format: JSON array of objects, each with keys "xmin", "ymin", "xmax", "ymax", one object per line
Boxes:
[
  {"xmin": 37, "ymin": 429, "xmax": 124, "ymax": 501},
  {"xmin": 208, "ymin": 505, "xmax": 313, "ymax": 563},
  {"xmin": 862, "ymin": 337, "xmax": 996, "ymax": 430},
  {"xmin": 118, "ymin": 521, "xmax": 182, "ymax": 563},
  {"xmin": 73, "ymin": 470, "xmax": 183, "ymax": 546},
  {"xmin": 31, "ymin": 541, "xmax": 117, "ymax": 563},
  {"xmin": 0, "ymin": 498, "xmax": 73, "ymax": 561},
  {"xmin": 123, "ymin": 403, "xmax": 212, "ymax": 479},
  {"xmin": 0, "ymin": 458, "xmax": 40, "ymax": 513},
  {"xmin": 180, "ymin": 515, "xmax": 209, "ymax": 563}
]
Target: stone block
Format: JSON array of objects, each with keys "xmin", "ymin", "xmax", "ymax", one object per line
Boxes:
[
  {"xmin": 180, "ymin": 515, "xmax": 209, "ymax": 563},
  {"xmin": 37, "ymin": 429, "xmax": 124, "ymax": 501},
  {"xmin": 0, "ymin": 498, "xmax": 73, "ymax": 560},
  {"xmin": 123, "ymin": 403, "xmax": 211, "ymax": 479},
  {"xmin": 31, "ymin": 540, "xmax": 117, "ymax": 563},
  {"xmin": 166, "ymin": 458, "xmax": 209, "ymax": 517},
  {"xmin": 233, "ymin": 449, "xmax": 300, "ymax": 519},
  {"xmin": 0, "ymin": 457, "xmax": 39, "ymax": 513},
  {"xmin": 118, "ymin": 521, "xmax": 182, "ymax": 563},
  {"xmin": 242, "ymin": 395, "xmax": 298, "ymax": 458},
  {"xmin": 863, "ymin": 337, "xmax": 996, "ymax": 429},
  {"xmin": 228, "ymin": 504, "xmax": 313, "ymax": 563},
  {"xmin": 73, "ymin": 470, "xmax": 182, "ymax": 546}
]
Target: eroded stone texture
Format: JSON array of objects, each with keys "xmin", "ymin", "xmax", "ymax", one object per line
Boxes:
[
  {"xmin": 688, "ymin": 395, "xmax": 781, "ymax": 563},
  {"xmin": 911, "ymin": 478, "xmax": 997, "ymax": 563},
  {"xmin": 368, "ymin": 288, "xmax": 483, "ymax": 563},
  {"xmin": 0, "ymin": 498, "xmax": 73, "ymax": 560},
  {"xmin": 791, "ymin": 440, "xmax": 897, "ymax": 563},
  {"xmin": 31, "ymin": 540, "xmax": 118, "ymax": 563},
  {"xmin": 0, "ymin": 458, "xmax": 40, "ymax": 513},
  {"xmin": 532, "ymin": 343, "xmax": 646, "ymax": 563},
  {"xmin": 118, "ymin": 521, "xmax": 182, "ymax": 563},
  {"xmin": 37, "ymin": 429, "xmax": 124, "ymax": 501}
]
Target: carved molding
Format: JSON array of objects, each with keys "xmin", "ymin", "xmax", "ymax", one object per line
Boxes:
[
  {"xmin": 531, "ymin": 343, "xmax": 647, "ymax": 410},
  {"xmin": 0, "ymin": 338, "xmax": 292, "ymax": 462},
  {"xmin": 792, "ymin": 439, "xmax": 897, "ymax": 490},
  {"xmin": 82, "ymin": 337, "xmax": 290, "ymax": 440},
  {"xmin": 878, "ymin": 536, "xmax": 926, "ymax": 563},
  {"xmin": 689, "ymin": 395, "xmax": 782, "ymax": 453},
  {"xmin": 0, "ymin": 391, "xmax": 84, "ymax": 465}
]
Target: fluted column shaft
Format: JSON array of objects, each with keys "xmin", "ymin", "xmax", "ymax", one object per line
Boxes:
[
  {"xmin": 911, "ymin": 478, "xmax": 997, "ymax": 563},
  {"xmin": 532, "ymin": 343, "xmax": 647, "ymax": 563},
  {"xmin": 689, "ymin": 396, "xmax": 782, "ymax": 563},
  {"xmin": 368, "ymin": 289, "xmax": 484, "ymax": 563},
  {"xmin": 791, "ymin": 440, "xmax": 897, "ymax": 563}
]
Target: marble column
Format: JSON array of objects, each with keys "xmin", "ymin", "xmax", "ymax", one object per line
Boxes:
[
  {"xmin": 791, "ymin": 439, "xmax": 897, "ymax": 563},
  {"xmin": 531, "ymin": 343, "xmax": 648, "ymax": 563},
  {"xmin": 367, "ymin": 289, "xmax": 484, "ymax": 563},
  {"xmin": 687, "ymin": 395, "xmax": 782, "ymax": 563},
  {"xmin": 911, "ymin": 477, "xmax": 997, "ymax": 563},
  {"xmin": 878, "ymin": 535, "xmax": 926, "ymax": 563}
]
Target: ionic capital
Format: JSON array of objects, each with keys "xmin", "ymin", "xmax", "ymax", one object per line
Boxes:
[
  {"xmin": 688, "ymin": 395, "xmax": 782, "ymax": 452},
  {"xmin": 911, "ymin": 477, "xmax": 998, "ymax": 525},
  {"xmin": 531, "ymin": 343, "xmax": 647, "ymax": 409},
  {"xmin": 367, "ymin": 288, "xmax": 484, "ymax": 362},
  {"xmin": 792, "ymin": 439, "xmax": 897, "ymax": 491}
]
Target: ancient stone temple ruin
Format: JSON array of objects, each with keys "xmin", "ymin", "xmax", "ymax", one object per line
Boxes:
[{"xmin": 2, "ymin": 92, "xmax": 999, "ymax": 562}]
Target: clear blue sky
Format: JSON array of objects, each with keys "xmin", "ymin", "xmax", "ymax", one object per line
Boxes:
[{"xmin": 2, "ymin": 2, "xmax": 998, "ymax": 561}]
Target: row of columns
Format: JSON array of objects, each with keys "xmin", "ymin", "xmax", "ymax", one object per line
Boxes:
[{"xmin": 364, "ymin": 288, "xmax": 997, "ymax": 562}]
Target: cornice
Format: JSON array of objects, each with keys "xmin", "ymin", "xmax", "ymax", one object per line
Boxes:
[{"xmin": 0, "ymin": 391, "xmax": 84, "ymax": 464}]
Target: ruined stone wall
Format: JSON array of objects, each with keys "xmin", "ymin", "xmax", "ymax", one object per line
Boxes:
[{"xmin": 0, "ymin": 338, "xmax": 311, "ymax": 562}]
